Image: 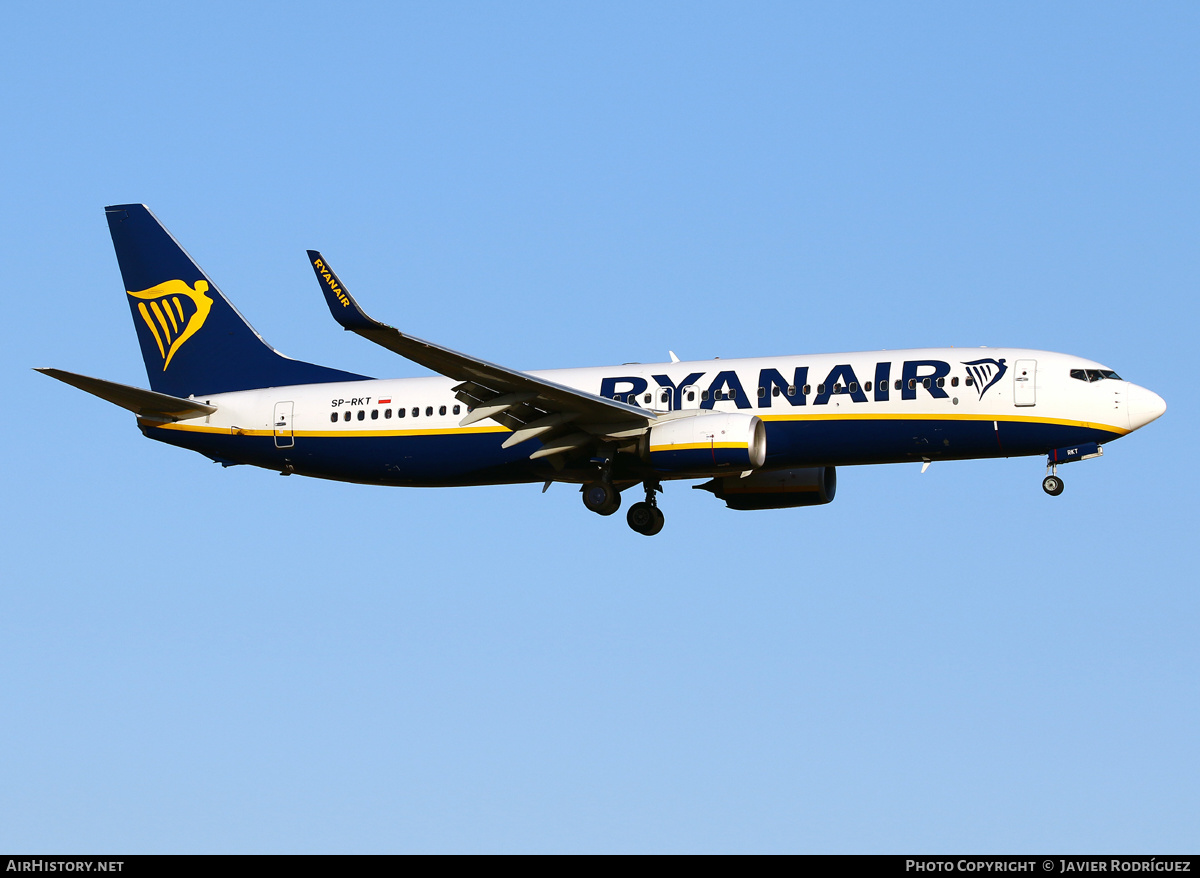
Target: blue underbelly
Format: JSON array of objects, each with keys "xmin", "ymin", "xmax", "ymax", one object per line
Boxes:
[{"xmin": 144, "ymin": 416, "xmax": 1125, "ymax": 485}]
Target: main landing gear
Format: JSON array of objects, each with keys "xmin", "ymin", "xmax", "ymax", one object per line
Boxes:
[
  {"xmin": 626, "ymin": 481, "xmax": 664, "ymax": 536},
  {"xmin": 580, "ymin": 477, "xmax": 666, "ymax": 535},
  {"xmin": 582, "ymin": 480, "xmax": 622, "ymax": 516}
]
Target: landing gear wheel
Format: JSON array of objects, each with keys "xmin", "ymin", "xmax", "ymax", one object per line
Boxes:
[
  {"xmin": 1042, "ymin": 475, "xmax": 1064, "ymax": 496},
  {"xmin": 583, "ymin": 481, "xmax": 621, "ymax": 516},
  {"xmin": 627, "ymin": 501, "xmax": 665, "ymax": 536}
]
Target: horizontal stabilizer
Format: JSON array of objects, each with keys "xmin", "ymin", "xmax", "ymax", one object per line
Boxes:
[{"xmin": 35, "ymin": 368, "xmax": 217, "ymax": 420}]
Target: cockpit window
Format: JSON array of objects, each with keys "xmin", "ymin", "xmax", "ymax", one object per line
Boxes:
[{"xmin": 1071, "ymin": 368, "xmax": 1123, "ymax": 383}]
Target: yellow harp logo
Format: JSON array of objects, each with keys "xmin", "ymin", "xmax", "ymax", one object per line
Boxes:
[{"xmin": 128, "ymin": 280, "xmax": 214, "ymax": 371}]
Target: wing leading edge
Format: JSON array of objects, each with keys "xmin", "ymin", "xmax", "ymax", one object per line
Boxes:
[{"xmin": 306, "ymin": 251, "xmax": 655, "ymax": 463}]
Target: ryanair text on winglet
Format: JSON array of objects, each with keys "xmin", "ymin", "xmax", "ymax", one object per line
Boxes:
[{"xmin": 313, "ymin": 258, "xmax": 351, "ymax": 308}]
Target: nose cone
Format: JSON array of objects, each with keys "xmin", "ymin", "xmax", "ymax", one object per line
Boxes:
[{"xmin": 1127, "ymin": 384, "xmax": 1167, "ymax": 430}]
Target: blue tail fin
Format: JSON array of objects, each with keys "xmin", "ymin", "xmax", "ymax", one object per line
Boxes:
[{"xmin": 105, "ymin": 204, "xmax": 369, "ymax": 397}]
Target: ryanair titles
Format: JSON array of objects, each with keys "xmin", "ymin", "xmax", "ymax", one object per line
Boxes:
[{"xmin": 599, "ymin": 358, "xmax": 1008, "ymax": 409}]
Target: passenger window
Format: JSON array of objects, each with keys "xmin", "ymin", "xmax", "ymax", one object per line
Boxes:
[
  {"xmin": 895, "ymin": 380, "xmax": 902, "ymax": 391},
  {"xmin": 439, "ymin": 405, "xmax": 447, "ymax": 416},
  {"xmin": 343, "ymin": 411, "xmax": 351, "ymax": 422},
  {"xmin": 398, "ymin": 407, "xmax": 406, "ymax": 418},
  {"xmin": 426, "ymin": 406, "xmax": 433, "ymax": 417},
  {"xmin": 330, "ymin": 412, "xmax": 338, "ymax": 423},
  {"xmin": 909, "ymin": 379, "xmax": 916, "ymax": 390},
  {"xmin": 965, "ymin": 377, "xmax": 974, "ymax": 387},
  {"xmin": 687, "ymin": 391, "xmax": 695, "ymax": 402},
  {"xmin": 773, "ymin": 386, "xmax": 781, "ymax": 397},
  {"xmin": 817, "ymin": 384, "xmax": 826, "ymax": 395},
  {"xmin": 701, "ymin": 390, "xmax": 710, "ymax": 401},
  {"xmin": 453, "ymin": 405, "xmax": 461, "ymax": 415},
  {"xmin": 644, "ymin": 393, "xmax": 652, "ymax": 404},
  {"xmin": 728, "ymin": 388, "xmax": 737, "ymax": 399},
  {"xmin": 758, "ymin": 386, "xmax": 766, "ymax": 398},
  {"xmin": 833, "ymin": 383, "xmax": 842, "ymax": 394},
  {"xmin": 371, "ymin": 409, "xmax": 379, "ymax": 420},
  {"xmin": 385, "ymin": 408, "xmax": 392, "ymax": 419},
  {"xmin": 923, "ymin": 378, "xmax": 931, "ymax": 389},
  {"xmin": 660, "ymin": 391, "xmax": 669, "ymax": 403},
  {"xmin": 802, "ymin": 385, "xmax": 810, "ymax": 395},
  {"xmin": 357, "ymin": 410, "xmax": 365, "ymax": 420},
  {"xmin": 951, "ymin": 377, "xmax": 959, "ymax": 387},
  {"xmin": 412, "ymin": 407, "xmax": 419, "ymax": 417},
  {"xmin": 936, "ymin": 377, "xmax": 944, "ymax": 388},
  {"xmin": 849, "ymin": 382, "xmax": 858, "ymax": 393},
  {"xmin": 864, "ymin": 381, "xmax": 872, "ymax": 392}
]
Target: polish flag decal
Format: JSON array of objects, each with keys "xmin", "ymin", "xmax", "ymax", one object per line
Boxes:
[{"xmin": 378, "ymin": 398, "xmax": 392, "ymax": 404}]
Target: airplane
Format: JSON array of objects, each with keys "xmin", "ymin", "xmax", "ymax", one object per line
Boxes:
[{"xmin": 37, "ymin": 204, "xmax": 1167, "ymax": 536}]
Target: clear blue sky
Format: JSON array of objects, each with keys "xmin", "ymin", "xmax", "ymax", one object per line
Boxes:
[{"xmin": 2, "ymin": 1, "xmax": 1196, "ymax": 853}]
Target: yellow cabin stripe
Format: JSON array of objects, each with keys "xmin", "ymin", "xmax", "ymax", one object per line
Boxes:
[
  {"xmin": 757, "ymin": 411, "xmax": 1129, "ymax": 435},
  {"xmin": 147, "ymin": 413, "xmax": 1128, "ymax": 439},
  {"xmin": 149, "ymin": 422, "xmax": 511, "ymax": 438}
]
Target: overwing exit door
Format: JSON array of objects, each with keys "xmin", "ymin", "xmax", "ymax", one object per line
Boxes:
[{"xmin": 651, "ymin": 384, "xmax": 673, "ymax": 412}]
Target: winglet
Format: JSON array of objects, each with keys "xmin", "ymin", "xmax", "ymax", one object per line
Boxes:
[{"xmin": 306, "ymin": 250, "xmax": 386, "ymax": 332}]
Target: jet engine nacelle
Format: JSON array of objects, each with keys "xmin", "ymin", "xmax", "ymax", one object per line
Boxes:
[
  {"xmin": 643, "ymin": 412, "xmax": 766, "ymax": 474},
  {"xmin": 696, "ymin": 466, "xmax": 837, "ymax": 510}
]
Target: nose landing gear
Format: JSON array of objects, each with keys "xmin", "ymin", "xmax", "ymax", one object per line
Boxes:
[
  {"xmin": 627, "ymin": 480, "xmax": 665, "ymax": 536},
  {"xmin": 1041, "ymin": 442, "xmax": 1104, "ymax": 496},
  {"xmin": 1042, "ymin": 457, "xmax": 1066, "ymax": 496}
]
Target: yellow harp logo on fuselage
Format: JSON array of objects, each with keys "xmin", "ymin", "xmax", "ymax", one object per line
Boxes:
[{"xmin": 127, "ymin": 279, "xmax": 214, "ymax": 370}]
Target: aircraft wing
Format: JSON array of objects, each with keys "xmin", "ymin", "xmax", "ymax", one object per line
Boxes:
[
  {"xmin": 35, "ymin": 368, "xmax": 217, "ymax": 420},
  {"xmin": 307, "ymin": 251, "xmax": 655, "ymax": 460}
]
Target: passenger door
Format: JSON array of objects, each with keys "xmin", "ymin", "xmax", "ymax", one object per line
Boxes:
[
  {"xmin": 274, "ymin": 401, "xmax": 295, "ymax": 448},
  {"xmin": 1013, "ymin": 360, "xmax": 1036, "ymax": 407}
]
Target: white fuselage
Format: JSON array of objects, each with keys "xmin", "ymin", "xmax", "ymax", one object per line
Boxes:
[{"xmin": 142, "ymin": 347, "xmax": 1165, "ymax": 488}]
